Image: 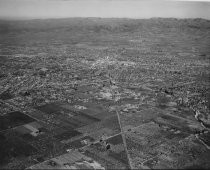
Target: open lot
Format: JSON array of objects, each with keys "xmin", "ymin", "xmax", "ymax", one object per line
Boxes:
[{"xmin": 0, "ymin": 111, "xmax": 35, "ymax": 131}]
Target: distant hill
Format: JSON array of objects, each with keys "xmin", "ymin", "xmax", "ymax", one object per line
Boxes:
[{"xmin": 0, "ymin": 18, "xmax": 210, "ymax": 35}]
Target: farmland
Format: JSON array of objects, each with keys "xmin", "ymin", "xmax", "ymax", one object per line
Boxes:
[{"xmin": 0, "ymin": 17, "xmax": 210, "ymax": 169}]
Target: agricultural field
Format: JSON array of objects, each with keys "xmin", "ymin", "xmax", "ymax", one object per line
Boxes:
[{"xmin": 0, "ymin": 18, "xmax": 210, "ymax": 169}]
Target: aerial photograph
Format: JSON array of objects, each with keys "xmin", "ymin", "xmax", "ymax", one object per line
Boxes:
[{"xmin": 0, "ymin": 0, "xmax": 210, "ymax": 169}]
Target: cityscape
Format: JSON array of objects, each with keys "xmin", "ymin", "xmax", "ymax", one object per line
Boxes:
[{"xmin": 0, "ymin": 1, "xmax": 210, "ymax": 169}]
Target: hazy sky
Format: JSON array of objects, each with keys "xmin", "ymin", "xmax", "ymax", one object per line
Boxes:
[{"xmin": 0, "ymin": 0, "xmax": 210, "ymax": 20}]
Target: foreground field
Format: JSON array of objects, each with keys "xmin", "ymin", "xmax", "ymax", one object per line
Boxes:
[{"xmin": 0, "ymin": 18, "xmax": 210, "ymax": 169}]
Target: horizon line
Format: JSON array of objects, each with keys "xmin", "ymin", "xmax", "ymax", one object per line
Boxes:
[{"xmin": 0, "ymin": 16, "xmax": 210, "ymax": 21}]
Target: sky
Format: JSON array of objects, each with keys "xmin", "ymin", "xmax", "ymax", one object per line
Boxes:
[{"xmin": 0, "ymin": 0, "xmax": 210, "ymax": 20}]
